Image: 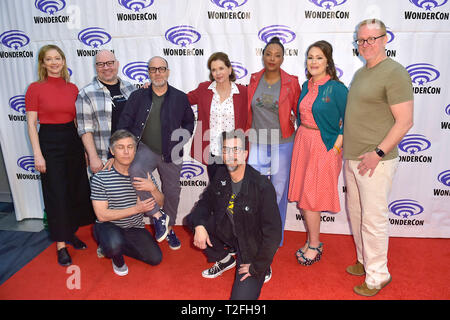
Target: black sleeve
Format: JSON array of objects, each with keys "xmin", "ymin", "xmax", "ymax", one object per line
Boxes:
[
  {"xmin": 117, "ymin": 90, "xmax": 139, "ymax": 132},
  {"xmin": 249, "ymin": 180, "xmax": 282, "ymax": 277},
  {"xmin": 186, "ymin": 182, "xmax": 215, "ymax": 230}
]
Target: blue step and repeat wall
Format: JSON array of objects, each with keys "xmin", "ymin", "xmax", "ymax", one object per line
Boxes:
[{"xmin": 0, "ymin": 0, "xmax": 449, "ymax": 238}]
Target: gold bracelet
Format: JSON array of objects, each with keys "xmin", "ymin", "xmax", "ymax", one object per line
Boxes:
[{"xmin": 334, "ymin": 145, "xmax": 341, "ymax": 153}]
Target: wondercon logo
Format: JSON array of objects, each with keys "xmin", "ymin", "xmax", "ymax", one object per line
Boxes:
[
  {"xmin": 9, "ymin": 95, "xmax": 26, "ymax": 114},
  {"xmin": 258, "ymin": 25, "xmax": 296, "ymax": 44},
  {"xmin": 35, "ymin": 0, "xmax": 66, "ymax": 15},
  {"xmin": 309, "ymin": 0, "xmax": 347, "ymax": 9},
  {"xmin": 165, "ymin": 25, "xmax": 201, "ymax": 47},
  {"xmin": 0, "ymin": 30, "xmax": 30, "ymax": 50},
  {"xmin": 437, "ymin": 170, "xmax": 450, "ymax": 187},
  {"xmin": 409, "ymin": 0, "xmax": 448, "ymax": 10},
  {"xmin": 231, "ymin": 61, "xmax": 248, "ymax": 80},
  {"xmin": 389, "ymin": 199, "xmax": 424, "ymax": 219},
  {"xmin": 17, "ymin": 156, "xmax": 36, "ymax": 173},
  {"xmin": 180, "ymin": 161, "xmax": 204, "ymax": 179},
  {"xmin": 445, "ymin": 104, "xmax": 450, "ymax": 115},
  {"xmin": 118, "ymin": 0, "xmax": 154, "ymax": 12},
  {"xmin": 122, "ymin": 61, "xmax": 149, "ymax": 83},
  {"xmin": 406, "ymin": 63, "xmax": 440, "ymax": 86},
  {"xmin": 78, "ymin": 27, "xmax": 112, "ymax": 48},
  {"xmin": 399, "ymin": 134, "xmax": 431, "ymax": 154},
  {"xmin": 210, "ymin": 0, "xmax": 248, "ymax": 10}
]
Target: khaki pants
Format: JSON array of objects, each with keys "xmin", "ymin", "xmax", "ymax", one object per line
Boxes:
[{"xmin": 344, "ymin": 158, "xmax": 398, "ymax": 288}]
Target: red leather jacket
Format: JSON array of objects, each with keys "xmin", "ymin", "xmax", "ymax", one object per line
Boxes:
[{"xmin": 246, "ymin": 68, "xmax": 301, "ymax": 139}]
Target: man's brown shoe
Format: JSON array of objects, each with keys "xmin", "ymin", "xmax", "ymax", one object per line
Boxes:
[
  {"xmin": 346, "ymin": 261, "xmax": 365, "ymax": 276},
  {"xmin": 353, "ymin": 276, "xmax": 392, "ymax": 297}
]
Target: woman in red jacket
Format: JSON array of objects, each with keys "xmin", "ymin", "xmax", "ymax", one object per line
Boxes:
[
  {"xmin": 187, "ymin": 52, "xmax": 248, "ymax": 181},
  {"xmin": 247, "ymin": 37, "xmax": 301, "ymax": 246},
  {"xmin": 25, "ymin": 45, "xmax": 95, "ymax": 266}
]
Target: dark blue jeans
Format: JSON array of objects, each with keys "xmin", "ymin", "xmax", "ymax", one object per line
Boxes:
[
  {"xmin": 93, "ymin": 222, "xmax": 162, "ymax": 267},
  {"xmin": 208, "ymin": 234, "xmax": 265, "ymax": 300}
]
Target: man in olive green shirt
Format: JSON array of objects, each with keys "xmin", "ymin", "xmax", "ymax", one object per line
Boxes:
[{"xmin": 343, "ymin": 19, "xmax": 414, "ymax": 297}]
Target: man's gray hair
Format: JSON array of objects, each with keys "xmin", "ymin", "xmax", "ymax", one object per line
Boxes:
[
  {"xmin": 148, "ymin": 56, "xmax": 169, "ymax": 69},
  {"xmin": 357, "ymin": 18, "xmax": 386, "ymax": 34},
  {"xmin": 109, "ymin": 129, "xmax": 138, "ymax": 148}
]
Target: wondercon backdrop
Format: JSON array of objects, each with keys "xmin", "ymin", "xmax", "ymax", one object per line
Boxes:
[{"xmin": 0, "ymin": 0, "xmax": 449, "ymax": 238}]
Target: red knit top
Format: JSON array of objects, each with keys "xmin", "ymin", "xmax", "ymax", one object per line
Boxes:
[{"xmin": 25, "ymin": 76, "xmax": 78, "ymax": 124}]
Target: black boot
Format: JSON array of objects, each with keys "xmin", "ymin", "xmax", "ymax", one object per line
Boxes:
[
  {"xmin": 68, "ymin": 235, "xmax": 87, "ymax": 250},
  {"xmin": 57, "ymin": 247, "xmax": 72, "ymax": 266}
]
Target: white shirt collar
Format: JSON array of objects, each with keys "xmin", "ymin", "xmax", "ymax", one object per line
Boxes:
[{"xmin": 208, "ymin": 81, "xmax": 239, "ymax": 95}]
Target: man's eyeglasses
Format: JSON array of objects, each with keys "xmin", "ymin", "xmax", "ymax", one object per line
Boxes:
[
  {"xmin": 355, "ymin": 34, "xmax": 386, "ymax": 46},
  {"xmin": 148, "ymin": 66, "xmax": 168, "ymax": 74},
  {"xmin": 95, "ymin": 60, "xmax": 115, "ymax": 68},
  {"xmin": 222, "ymin": 146, "xmax": 244, "ymax": 154}
]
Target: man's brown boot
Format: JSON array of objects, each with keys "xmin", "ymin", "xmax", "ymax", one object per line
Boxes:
[{"xmin": 346, "ymin": 261, "xmax": 365, "ymax": 276}]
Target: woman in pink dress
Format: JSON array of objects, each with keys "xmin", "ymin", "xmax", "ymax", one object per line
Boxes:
[{"xmin": 288, "ymin": 40, "xmax": 348, "ymax": 266}]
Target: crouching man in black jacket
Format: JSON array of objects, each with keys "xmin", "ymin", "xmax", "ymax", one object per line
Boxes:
[{"xmin": 186, "ymin": 129, "xmax": 282, "ymax": 300}]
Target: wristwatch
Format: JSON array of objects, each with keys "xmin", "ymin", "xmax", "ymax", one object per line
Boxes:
[{"xmin": 375, "ymin": 147, "xmax": 385, "ymax": 158}]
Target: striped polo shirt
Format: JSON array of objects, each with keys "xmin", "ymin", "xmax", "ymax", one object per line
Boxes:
[{"xmin": 91, "ymin": 167, "xmax": 158, "ymax": 229}]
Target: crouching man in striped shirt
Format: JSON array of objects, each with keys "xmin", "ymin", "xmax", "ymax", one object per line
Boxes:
[{"xmin": 90, "ymin": 129, "xmax": 164, "ymax": 276}]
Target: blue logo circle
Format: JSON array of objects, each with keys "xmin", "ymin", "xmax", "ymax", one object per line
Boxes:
[
  {"xmin": 409, "ymin": 0, "xmax": 448, "ymax": 10},
  {"xmin": 0, "ymin": 30, "xmax": 30, "ymax": 50},
  {"xmin": 406, "ymin": 63, "xmax": 440, "ymax": 86},
  {"xmin": 309, "ymin": 0, "xmax": 347, "ymax": 9},
  {"xmin": 165, "ymin": 25, "xmax": 201, "ymax": 47},
  {"xmin": 445, "ymin": 104, "xmax": 450, "ymax": 116},
  {"xmin": 258, "ymin": 25, "xmax": 296, "ymax": 44},
  {"xmin": 122, "ymin": 61, "xmax": 149, "ymax": 83},
  {"xmin": 9, "ymin": 95, "xmax": 26, "ymax": 114},
  {"xmin": 35, "ymin": 0, "xmax": 66, "ymax": 15},
  {"xmin": 231, "ymin": 61, "xmax": 248, "ymax": 80},
  {"xmin": 389, "ymin": 199, "xmax": 424, "ymax": 219},
  {"xmin": 437, "ymin": 170, "xmax": 450, "ymax": 187},
  {"xmin": 386, "ymin": 28, "xmax": 395, "ymax": 44},
  {"xmin": 118, "ymin": 0, "xmax": 154, "ymax": 12},
  {"xmin": 335, "ymin": 66, "xmax": 344, "ymax": 78},
  {"xmin": 399, "ymin": 134, "xmax": 431, "ymax": 154},
  {"xmin": 210, "ymin": 0, "xmax": 248, "ymax": 10},
  {"xmin": 17, "ymin": 156, "xmax": 36, "ymax": 173},
  {"xmin": 78, "ymin": 27, "xmax": 112, "ymax": 48},
  {"xmin": 180, "ymin": 161, "xmax": 204, "ymax": 179}
]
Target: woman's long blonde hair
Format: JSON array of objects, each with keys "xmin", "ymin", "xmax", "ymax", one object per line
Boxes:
[{"xmin": 37, "ymin": 44, "xmax": 70, "ymax": 82}]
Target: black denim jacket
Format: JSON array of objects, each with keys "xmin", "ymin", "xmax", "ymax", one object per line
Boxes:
[
  {"xmin": 118, "ymin": 83, "xmax": 195, "ymax": 163},
  {"xmin": 188, "ymin": 165, "xmax": 282, "ymax": 278}
]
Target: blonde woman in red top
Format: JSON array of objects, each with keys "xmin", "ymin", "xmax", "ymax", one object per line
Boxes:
[{"xmin": 26, "ymin": 45, "xmax": 94, "ymax": 266}]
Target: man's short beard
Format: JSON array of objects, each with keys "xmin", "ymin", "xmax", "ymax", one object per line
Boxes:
[
  {"xmin": 226, "ymin": 164, "xmax": 238, "ymax": 172},
  {"xmin": 152, "ymin": 79, "xmax": 167, "ymax": 87}
]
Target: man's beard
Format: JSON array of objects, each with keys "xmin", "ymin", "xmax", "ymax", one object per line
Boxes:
[
  {"xmin": 226, "ymin": 164, "xmax": 238, "ymax": 172},
  {"xmin": 152, "ymin": 79, "xmax": 167, "ymax": 87}
]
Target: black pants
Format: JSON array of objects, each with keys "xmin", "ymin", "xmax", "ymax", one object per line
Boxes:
[
  {"xmin": 187, "ymin": 215, "xmax": 266, "ymax": 300},
  {"xmin": 93, "ymin": 222, "xmax": 162, "ymax": 266},
  {"xmin": 39, "ymin": 122, "xmax": 95, "ymax": 242}
]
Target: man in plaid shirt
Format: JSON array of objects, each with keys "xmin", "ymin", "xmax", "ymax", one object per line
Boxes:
[{"xmin": 76, "ymin": 49, "xmax": 136, "ymax": 174}]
